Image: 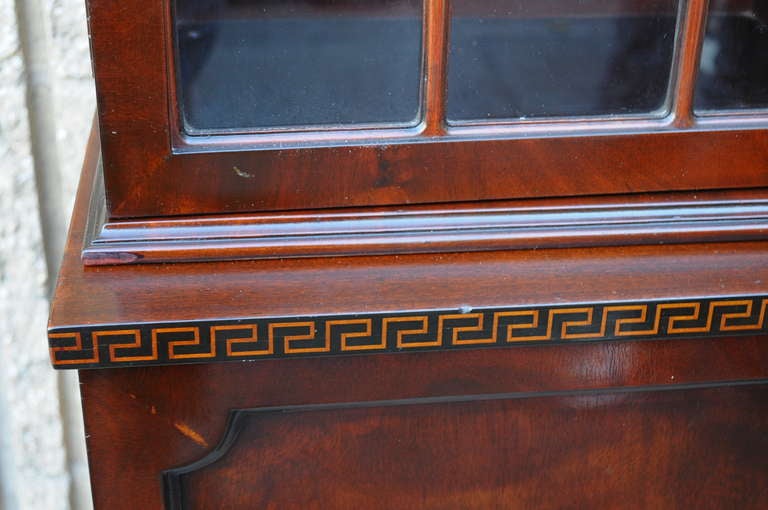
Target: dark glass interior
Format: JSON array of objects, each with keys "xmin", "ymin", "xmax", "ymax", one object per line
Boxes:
[
  {"xmin": 695, "ymin": 0, "xmax": 768, "ymax": 112},
  {"xmin": 447, "ymin": 0, "xmax": 680, "ymax": 122},
  {"xmin": 175, "ymin": 0, "xmax": 423, "ymax": 134}
]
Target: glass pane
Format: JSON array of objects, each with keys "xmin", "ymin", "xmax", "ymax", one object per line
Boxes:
[
  {"xmin": 175, "ymin": 0, "xmax": 423, "ymax": 133},
  {"xmin": 447, "ymin": 0, "xmax": 680, "ymax": 122},
  {"xmin": 695, "ymin": 0, "xmax": 768, "ymax": 112}
]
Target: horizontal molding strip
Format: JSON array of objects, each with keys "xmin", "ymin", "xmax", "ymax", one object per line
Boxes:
[
  {"xmin": 82, "ymin": 187, "xmax": 768, "ymax": 265},
  {"xmin": 49, "ymin": 295, "xmax": 768, "ymax": 369}
]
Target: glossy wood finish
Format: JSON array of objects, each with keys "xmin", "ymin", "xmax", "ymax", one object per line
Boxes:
[
  {"xmin": 49, "ymin": 132, "xmax": 768, "ymax": 332},
  {"xmin": 63, "ymin": 0, "xmax": 768, "ymax": 501},
  {"xmin": 83, "ymin": 184, "xmax": 768, "ymax": 265},
  {"xmin": 103, "ymin": 126, "xmax": 768, "ymax": 219},
  {"xmin": 671, "ymin": 0, "xmax": 708, "ymax": 127},
  {"xmin": 87, "ymin": 0, "xmax": 768, "ymax": 219},
  {"xmin": 80, "ymin": 342, "xmax": 768, "ymax": 509},
  {"xmin": 81, "ymin": 0, "xmax": 768, "ymax": 267},
  {"xmin": 56, "ymin": 116, "xmax": 768, "ymax": 510},
  {"xmin": 166, "ymin": 385, "xmax": 768, "ymax": 509},
  {"xmin": 423, "ymin": 0, "xmax": 448, "ymax": 135}
]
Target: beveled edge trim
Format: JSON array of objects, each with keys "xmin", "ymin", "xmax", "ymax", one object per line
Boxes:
[
  {"xmin": 49, "ymin": 295, "xmax": 768, "ymax": 370},
  {"xmin": 82, "ymin": 187, "xmax": 768, "ymax": 266}
]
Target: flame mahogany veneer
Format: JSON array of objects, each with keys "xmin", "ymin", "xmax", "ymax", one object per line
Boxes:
[
  {"xmin": 50, "ymin": 124, "xmax": 768, "ymax": 509},
  {"xmin": 50, "ymin": 0, "xmax": 768, "ymax": 505}
]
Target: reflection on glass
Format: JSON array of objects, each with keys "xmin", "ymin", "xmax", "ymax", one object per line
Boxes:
[
  {"xmin": 175, "ymin": 0, "xmax": 423, "ymax": 133},
  {"xmin": 695, "ymin": 0, "xmax": 768, "ymax": 112},
  {"xmin": 447, "ymin": 0, "xmax": 680, "ymax": 122}
]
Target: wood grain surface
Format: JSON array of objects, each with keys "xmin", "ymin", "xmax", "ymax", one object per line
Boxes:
[
  {"xmin": 166, "ymin": 384, "xmax": 768, "ymax": 509},
  {"xmin": 55, "ymin": 108, "xmax": 768, "ymax": 510},
  {"xmin": 84, "ymin": 0, "xmax": 768, "ymax": 218},
  {"xmin": 60, "ymin": 1, "xmax": 768, "ymax": 503},
  {"xmin": 80, "ymin": 343, "xmax": 768, "ymax": 509},
  {"xmin": 49, "ymin": 129, "xmax": 768, "ymax": 334}
]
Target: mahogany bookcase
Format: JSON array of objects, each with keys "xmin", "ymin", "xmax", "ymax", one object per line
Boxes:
[{"xmin": 50, "ymin": 0, "xmax": 768, "ymax": 507}]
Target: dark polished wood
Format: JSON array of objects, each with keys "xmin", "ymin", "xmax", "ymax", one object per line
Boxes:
[
  {"xmin": 50, "ymin": 131, "xmax": 768, "ymax": 331},
  {"xmin": 87, "ymin": 0, "xmax": 768, "ymax": 220},
  {"xmin": 51, "ymin": 122, "xmax": 768, "ymax": 509},
  {"xmin": 423, "ymin": 0, "xmax": 448, "ymax": 136},
  {"xmin": 83, "ymin": 185, "xmax": 768, "ymax": 265},
  {"xmin": 670, "ymin": 0, "xmax": 707, "ymax": 127},
  {"xmin": 165, "ymin": 384, "xmax": 768, "ymax": 509},
  {"xmin": 57, "ymin": 0, "xmax": 768, "ymax": 506},
  {"xmin": 81, "ymin": 345, "xmax": 768, "ymax": 509},
  {"xmin": 80, "ymin": 0, "xmax": 768, "ymax": 267}
]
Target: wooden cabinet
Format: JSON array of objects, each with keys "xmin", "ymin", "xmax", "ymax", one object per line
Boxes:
[{"xmin": 49, "ymin": 0, "xmax": 768, "ymax": 507}]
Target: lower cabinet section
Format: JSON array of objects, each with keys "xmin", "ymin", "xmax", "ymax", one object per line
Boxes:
[
  {"xmin": 79, "ymin": 336, "xmax": 768, "ymax": 509},
  {"xmin": 166, "ymin": 385, "xmax": 768, "ymax": 509}
]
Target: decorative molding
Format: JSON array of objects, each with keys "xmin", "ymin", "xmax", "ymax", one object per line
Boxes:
[
  {"xmin": 82, "ymin": 183, "xmax": 768, "ymax": 265},
  {"xmin": 49, "ymin": 296, "xmax": 768, "ymax": 369}
]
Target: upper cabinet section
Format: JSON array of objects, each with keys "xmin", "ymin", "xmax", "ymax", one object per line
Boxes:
[
  {"xmin": 175, "ymin": 0, "xmax": 424, "ymax": 133},
  {"xmin": 86, "ymin": 0, "xmax": 768, "ymax": 219},
  {"xmin": 695, "ymin": 0, "xmax": 768, "ymax": 112},
  {"xmin": 447, "ymin": 0, "xmax": 680, "ymax": 122}
]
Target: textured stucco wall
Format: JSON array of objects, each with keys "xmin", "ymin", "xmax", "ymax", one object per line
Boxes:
[{"xmin": 1, "ymin": 0, "xmax": 95, "ymax": 507}]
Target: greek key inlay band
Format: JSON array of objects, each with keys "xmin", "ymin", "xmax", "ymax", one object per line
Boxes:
[{"xmin": 49, "ymin": 296, "xmax": 768, "ymax": 369}]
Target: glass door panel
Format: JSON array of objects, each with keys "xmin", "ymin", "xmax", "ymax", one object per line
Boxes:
[
  {"xmin": 175, "ymin": 0, "xmax": 424, "ymax": 134},
  {"xmin": 447, "ymin": 0, "xmax": 681, "ymax": 122},
  {"xmin": 695, "ymin": 0, "xmax": 768, "ymax": 112}
]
